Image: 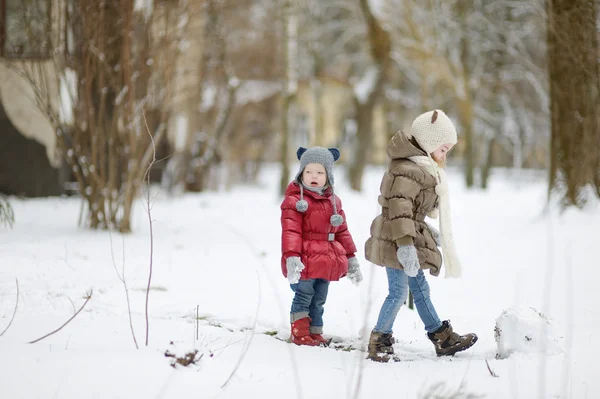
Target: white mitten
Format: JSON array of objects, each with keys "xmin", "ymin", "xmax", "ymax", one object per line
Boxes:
[
  {"xmin": 347, "ymin": 257, "xmax": 363, "ymax": 286},
  {"xmin": 286, "ymin": 256, "xmax": 305, "ymax": 284},
  {"xmin": 396, "ymin": 245, "xmax": 420, "ymax": 277}
]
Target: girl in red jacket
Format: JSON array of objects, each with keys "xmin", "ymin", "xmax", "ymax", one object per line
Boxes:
[{"xmin": 280, "ymin": 146, "xmax": 362, "ymax": 346}]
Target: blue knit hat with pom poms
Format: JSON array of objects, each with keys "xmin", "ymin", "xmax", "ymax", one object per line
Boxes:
[{"xmin": 294, "ymin": 146, "xmax": 344, "ymax": 227}]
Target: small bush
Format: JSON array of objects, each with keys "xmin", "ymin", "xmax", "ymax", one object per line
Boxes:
[
  {"xmin": 165, "ymin": 349, "xmax": 203, "ymax": 368},
  {"xmin": 0, "ymin": 195, "xmax": 15, "ymax": 228}
]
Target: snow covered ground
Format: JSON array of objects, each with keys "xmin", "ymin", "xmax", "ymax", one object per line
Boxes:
[{"xmin": 1, "ymin": 164, "xmax": 598, "ymax": 399}]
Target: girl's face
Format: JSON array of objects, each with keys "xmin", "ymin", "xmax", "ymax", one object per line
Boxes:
[
  {"xmin": 302, "ymin": 163, "xmax": 327, "ymax": 188},
  {"xmin": 431, "ymin": 143, "xmax": 455, "ymax": 165}
]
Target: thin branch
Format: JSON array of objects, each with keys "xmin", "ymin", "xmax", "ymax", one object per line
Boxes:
[
  {"xmin": 0, "ymin": 278, "xmax": 19, "ymax": 337},
  {"xmin": 220, "ymin": 268, "xmax": 261, "ymax": 389},
  {"xmin": 142, "ymin": 110, "xmax": 157, "ymax": 347},
  {"xmin": 351, "ymin": 257, "xmax": 378, "ymax": 399},
  {"xmin": 108, "ymin": 228, "xmax": 139, "ymax": 349},
  {"xmin": 216, "ymin": 222, "xmax": 291, "ymax": 391},
  {"xmin": 28, "ymin": 290, "xmax": 92, "ymax": 344},
  {"xmin": 485, "ymin": 359, "xmax": 499, "ymax": 378},
  {"xmin": 67, "ymin": 297, "xmax": 76, "ymax": 314}
]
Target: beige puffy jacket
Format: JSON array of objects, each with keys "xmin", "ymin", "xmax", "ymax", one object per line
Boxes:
[{"xmin": 365, "ymin": 131, "xmax": 443, "ymax": 276}]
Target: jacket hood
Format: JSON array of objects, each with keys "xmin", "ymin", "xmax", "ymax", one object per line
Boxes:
[{"xmin": 386, "ymin": 130, "xmax": 427, "ymax": 160}]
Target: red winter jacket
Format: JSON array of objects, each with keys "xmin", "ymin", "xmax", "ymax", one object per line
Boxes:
[{"xmin": 280, "ymin": 181, "xmax": 357, "ymax": 281}]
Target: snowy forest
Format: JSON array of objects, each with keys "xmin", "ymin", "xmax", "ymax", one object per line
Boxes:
[
  {"xmin": 0, "ymin": 1, "xmax": 599, "ymax": 399},
  {"xmin": 0, "ymin": 0, "xmax": 598, "ymax": 230}
]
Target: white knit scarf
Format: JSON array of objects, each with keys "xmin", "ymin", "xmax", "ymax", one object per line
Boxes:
[{"xmin": 408, "ymin": 155, "xmax": 462, "ymax": 278}]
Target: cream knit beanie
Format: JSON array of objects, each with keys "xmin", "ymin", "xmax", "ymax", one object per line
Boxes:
[{"xmin": 410, "ymin": 110, "xmax": 458, "ymax": 154}]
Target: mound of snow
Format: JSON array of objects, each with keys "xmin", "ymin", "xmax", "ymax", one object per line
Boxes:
[{"xmin": 494, "ymin": 307, "xmax": 563, "ymax": 359}]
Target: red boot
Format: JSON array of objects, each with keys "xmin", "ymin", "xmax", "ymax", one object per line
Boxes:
[
  {"xmin": 310, "ymin": 333, "xmax": 330, "ymax": 346},
  {"xmin": 290, "ymin": 318, "xmax": 319, "ymax": 346}
]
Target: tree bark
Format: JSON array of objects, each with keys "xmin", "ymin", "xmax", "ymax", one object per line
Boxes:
[{"xmin": 546, "ymin": 0, "xmax": 600, "ymax": 206}]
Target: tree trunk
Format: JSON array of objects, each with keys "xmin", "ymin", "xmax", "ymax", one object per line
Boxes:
[
  {"xmin": 278, "ymin": 0, "xmax": 297, "ymax": 195},
  {"xmin": 348, "ymin": 100, "xmax": 374, "ymax": 190},
  {"xmin": 4, "ymin": 1, "xmax": 180, "ymax": 232},
  {"xmin": 348, "ymin": 0, "xmax": 392, "ymax": 192},
  {"xmin": 311, "ymin": 76, "xmax": 324, "ymax": 146},
  {"xmin": 481, "ymin": 137, "xmax": 495, "ymax": 190},
  {"xmin": 457, "ymin": 0, "xmax": 476, "ymax": 188},
  {"xmin": 279, "ymin": 93, "xmax": 292, "ymax": 195},
  {"xmin": 458, "ymin": 97, "xmax": 475, "ymax": 187},
  {"xmin": 546, "ymin": 0, "xmax": 600, "ymax": 206},
  {"xmin": 480, "ymin": 2, "xmax": 510, "ymax": 189}
]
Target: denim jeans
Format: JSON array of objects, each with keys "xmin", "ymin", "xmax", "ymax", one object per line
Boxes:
[
  {"xmin": 290, "ymin": 279, "xmax": 330, "ymax": 333},
  {"xmin": 374, "ymin": 268, "xmax": 442, "ymax": 334}
]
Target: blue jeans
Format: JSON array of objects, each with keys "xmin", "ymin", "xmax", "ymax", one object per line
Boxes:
[
  {"xmin": 290, "ymin": 279, "xmax": 330, "ymax": 334},
  {"xmin": 374, "ymin": 268, "xmax": 442, "ymax": 334}
]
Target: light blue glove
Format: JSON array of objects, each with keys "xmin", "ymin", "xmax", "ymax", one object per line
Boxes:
[
  {"xmin": 426, "ymin": 223, "xmax": 441, "ymax": 247},
  {"xmin": 347, "ymin": 257, "xmax": 363, "ymax": 286},
  {"xmin": 397, "ymin": 245, "xmax": 420, "ymax": 277},
  {"xmin": 286, "ymin": 256, "xmax": 305, "ymax": 284}
]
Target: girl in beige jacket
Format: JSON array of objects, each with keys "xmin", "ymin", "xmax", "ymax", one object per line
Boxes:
[{"xmin": 365, "ymin": 110, "xmax": 477, "ymax": 361}]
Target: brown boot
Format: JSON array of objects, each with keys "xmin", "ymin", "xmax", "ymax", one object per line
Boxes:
[
  {"xmin": 427, "ymin": 320, "xmax": 478, "ymax": 356},
  {"xmin": 290, "ymin": 318, "xmax": 320, "ymax": 346},
  {"xmin": 367, "ymin": 330, "xmax": 395, "ymax": 362}
]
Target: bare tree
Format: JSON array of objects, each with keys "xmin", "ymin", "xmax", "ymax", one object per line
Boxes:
[
  {"xmin": 188, "ymin": 1, "xmax": 240, "ymax": 192},
  {"xmin": 372, "ymin": 0, "xmax": 551, "ymax": 187},
  {"xmin": 455, "ymin": 0, "xmax": 477, "ymax": 187},
  {"xmin": 278, "ymin": 0, "xmax": 299, "ymax": 195},
  {"xmin": 346, "ymin": 0, "xmax": 392, "ymax": 191},
  {"xmin": 381, "ymin": 0, "xmax": 482, "ymax": 185},
  {"xmin": 3, "ymin": 0, "xmax": 184, "ymax": 232},
  {"xmin": 161, "ymin": 0, "xmax": 248, "ymax": 194},
  {"xmin": 546, "ymin": 0, "xmax": 600, "ymax": 206},
  {"xmin": 474, "ymin": 1, "xmax": 550, "ymax": 184},
  {"xmin": 379, "ymin": 0, "xmax": 480, "ymax": 185},
  {"xmin": 295, "ymin": 0, "xmax": 333, "ymax": 147},
  {"xmin": 479, "ymin": 2, "xmax": 509, "ymax": 189}
]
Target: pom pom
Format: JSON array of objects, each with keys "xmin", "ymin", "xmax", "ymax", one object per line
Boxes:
[
  {"xmin": 296, "ymin": 199, "xmax": 308, "ymax": 212},
  {"xmin": 330, "ymin": 214, "xmax": 344, "ymax": 227}
]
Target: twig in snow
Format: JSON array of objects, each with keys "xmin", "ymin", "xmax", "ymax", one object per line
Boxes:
[
  {"xmin": 0, "ymin": 278, "xmax": 19, "ymax": 336},
  {"xmin": 215, "ymin": 221, "xmax": 302, "ymax": 396},
  {"xmin": 351, "ymin": 257, "xmax": 377, "ymax": 399},
  {"xmin": 220, "ymin": 269, "xmax": 261, "ymax": 389},
  {"xmin": 28, "ymin": 290, "xmax": 92, "ymax": 344},
  {"xmin": 108, "ymin": 227, "xmax": 139, "ymax": 349},
  {"xmin": 142, "ymin": 109, "xmax": 158, "ymax": 347},
  {"xmin": 485, "ymin": 359, "xmax": 499, "ymax": 377},
  {"xmin": 67, "ymin": 297, "xmax": 76, "ymax": 314}
]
